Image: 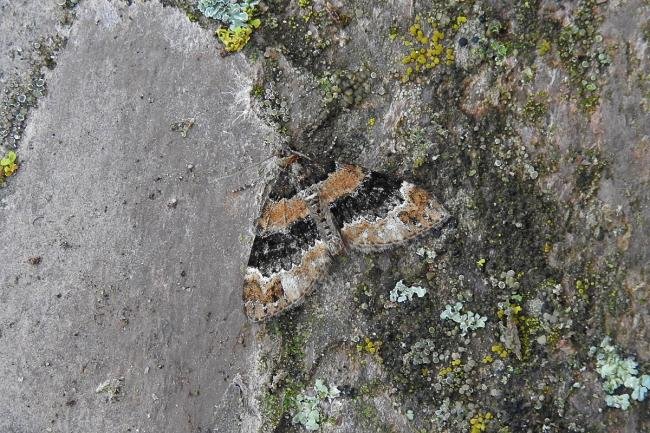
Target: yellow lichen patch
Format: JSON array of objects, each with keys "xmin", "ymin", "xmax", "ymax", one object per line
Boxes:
[
  {"xmin": 258, "ymin": 198, "xmax": 310, "ymax": 233},
  {"xmin": 0, "ymin": 150, "xmax": 19, "ymax": 181},
  {"xmin": 399, "ymin": 15, "xmax": 465, "ymax": 82},
  {"xmin": 319, "ymin": 165, "xmax": 366, "ymax": 204},
  {"xmin": 356, "ymin": 337, "xmax": 382, "ymax": 355},
  {"xmin": 438, "ymin": 359, "xmax": 463, "ymax": 377},
  {"xmin": 491, "ymin": 343, "xmax": 509, "ymax": 359},
  {"xmin": 217, "ymin": 26, "xmax": 253, "ymax": 52},
  {"xmin": 469, "ymin": 412, "xmax": 494, "ymax": 433},
  {"xmin": 216, "ymin": 18, "xmax": 260, "ymax": 52}
]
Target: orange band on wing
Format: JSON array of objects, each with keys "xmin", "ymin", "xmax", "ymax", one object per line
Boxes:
[
  {"xmin": 257, "ymin": 198, "xmax": 310, "ymax": 233},
  {"xmin": 319, "ymin": 164, "xmax": 366, "ymax": 204}
]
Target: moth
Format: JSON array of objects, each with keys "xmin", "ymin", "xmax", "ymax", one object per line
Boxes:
[{"xmin": 242, "ymin": 153, "xmax": 449, "ymax": 321}]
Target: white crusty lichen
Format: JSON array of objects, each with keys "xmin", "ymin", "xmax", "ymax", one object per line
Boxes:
[
  {"xmin": 416, "ymin": 246, "xmax": 437, "ymax": 263},
  {"xmin": 95, "ymin": 377, "xmax": 124, "ymax": 401},
  {"xmin": 390, "ymin": 280, "xmax": 427, "ymax": 303},
  {"xmin": 402, "ymin": 338, "xmax": 440, "ymax": 366},
  {"xmin": 292, "ymin": 379, "xmax": 340, "ymax": 431},
  {"xmin": 590, "ymin": 336, "xmax": 650, "ymax": 410},
  {"xmin": 440, "ymin": 302, "xmax": 487, "ymax": 336}
]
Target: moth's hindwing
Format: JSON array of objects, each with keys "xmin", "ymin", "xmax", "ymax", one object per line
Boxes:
[
  {"xmin": 327, "ymin": 167, "xmax": 450, "ymax": 252},
  {"xmin": 242, "ymin": 157, "xmax": 449, "ymax": 321}
]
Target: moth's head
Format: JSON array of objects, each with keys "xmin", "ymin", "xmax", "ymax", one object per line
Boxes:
[
  {"xmin": 272, "ymin": 144, "xmax": 311, "ymax": 164},
  {"xmin": 271, "ymin": 145, "xmax": 336, "ymax": 193},
  {"xmin": 273, "ymin": 146, "xmax": 311, "ymax": 178}
]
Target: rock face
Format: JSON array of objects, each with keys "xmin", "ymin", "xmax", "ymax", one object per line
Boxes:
[
  {"xmin": 0, "ymin": 1, "xmax": 274, "ymax": 432},
  {"xmin": 1, "ymin": 0, "xmax": 649, "ymax": 432}
]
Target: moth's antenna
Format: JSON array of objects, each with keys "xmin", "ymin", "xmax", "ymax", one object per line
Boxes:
[
  {"xmin": 287, "ymin": 148, "xmax": 314, "ymax": 161},
  {"xmin": 272, "ymin": 141, "xmax": 317, "ymax": 162},
  {"xmin": 213, "ymin": 154, "xmax": 275, "ymax": 183}
]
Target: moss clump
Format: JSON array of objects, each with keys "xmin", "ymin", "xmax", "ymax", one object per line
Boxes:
[
  {"xmin": 536, "ymin": 39, "xmax": 551, "ymax": 56},
  {"xmin": 185, "ymin": 9, "xmax": 202, "ymax": 22},
  {"xmin": 320, "ymin": 68, "xmax": 372, "ymax": 108},
  {"xmin": 261, "ymin": 315, "xmax": 311, "ymax": 430},
  {"xmin": 352, "ymin": 398, "xmax": 400, "ymax": 432},
  {"xmin": 517, "ymin": 315, "xmax": 542, "ymax": 360},
  {"xmin": 522, "ymin": 92, "xmax": 549, "ymax": 125},
  {"xmin": 574, "ymin": 148, "xmax": 607, "ymax": 198}
]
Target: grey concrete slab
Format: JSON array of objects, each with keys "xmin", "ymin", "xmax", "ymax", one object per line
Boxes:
[{"xmin": 0, "ymin": 1, "xmax": 274, "ymax": 432}]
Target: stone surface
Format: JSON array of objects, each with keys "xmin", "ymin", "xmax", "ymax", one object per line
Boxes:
[
  {"xmin": 0, "ymin": 1, "xmax": 274, "ymax": 432},
  {"xmin": 0, "ymin": 0, "xmax": 63, "ymax": 90}
]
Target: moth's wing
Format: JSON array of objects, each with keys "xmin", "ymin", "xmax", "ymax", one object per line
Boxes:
[
  {"xmin": 243, "ymin": 165, "xmax": 333, "ymax": 322},
  {"xmin": 324, "ymin": 165, "xmax": 450, "ymax": 252}
]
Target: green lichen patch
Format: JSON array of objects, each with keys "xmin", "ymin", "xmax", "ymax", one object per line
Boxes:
[
  {"xmin": 554, "ymin": 0, "xmax": 611, "ymax": 111},
  {"xmin": 591, "ymin": 337, "xmax": 650, "ymax": 410},
  {"xmin": 291, "ymin": 379, "xmax": 341, "ymax": 430}
]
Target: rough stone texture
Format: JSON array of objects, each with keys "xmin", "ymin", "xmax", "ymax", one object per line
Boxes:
[
  {"xmin": 0, "ymin": 1, "xmax": 274, "ymax": 432},
  {"xmin": 2, "ymin": 0, "xmax": 650, "ymax": 432}
]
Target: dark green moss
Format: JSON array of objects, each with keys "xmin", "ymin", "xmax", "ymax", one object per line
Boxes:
[
  {"xmin": 522, "ymin": 92, "xmax": 549, "ymax": 125},
  {"xmin": 574, "ymin": 148, "xmax": 607, "ymax": 198}
]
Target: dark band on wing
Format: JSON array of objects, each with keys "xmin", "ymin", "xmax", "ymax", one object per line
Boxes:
[
  {"xmin": 269, "ymin": 158, "xmax": 337, "ymax": 200},
  {"xmin": 329, "ymin": 171, "xmax": 404, "ymax": 228},
  {"xmin": 268, "ymin": 169, "xmax": 298, "ymax": 201},
  {"xmin": 248, "ymin": 218, "xmax": 320, "ymax": 277}
]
